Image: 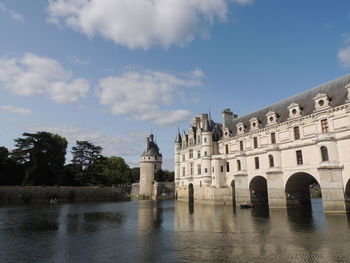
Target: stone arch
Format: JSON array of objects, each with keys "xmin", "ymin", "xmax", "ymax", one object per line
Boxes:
[
  {"xmin": 249, "ymin": 176, "xmax": 268, "ymax": 206},
  {"xmin": 285, "ymin": 172, "xmax": 322, "ymax": 208},
  {"xmin": 231, "ymin": 180, "xmax": 236, "ymax": 206},
  {"xmin": 188, "ymin": 183, "xmax": 194, "ymax": 203},
  {"xmin": 345, "ymin": 179, "xmax": 350, "ymax": 212}
]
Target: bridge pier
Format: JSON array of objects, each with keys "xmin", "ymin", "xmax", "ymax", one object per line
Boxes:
[
  {"xmin": 267, "ymin": 171, "xmax": 287, "ymax": 209},
  {"xmin": 318, "ymin": 166, "xmax": 347, "ymax": 214},
  {"xmin": 234, "ymin": 173, "xmax": 250, "ymax": 205}
]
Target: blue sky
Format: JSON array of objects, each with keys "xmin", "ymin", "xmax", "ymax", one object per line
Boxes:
[{"xmin": 0, "ymin": 0, "xmax": 350, "ymax": 170}]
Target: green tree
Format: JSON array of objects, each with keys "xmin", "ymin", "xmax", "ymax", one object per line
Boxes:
[
  {"xmin": 130, "ymin": 167, "xmax": 140, "ymax": 183},
  {"xmin": 102, "ymin": 156, "xmax": 131, "ymax": 185},
  {"xmin": 71, "ymin": 141, "xmax": 103, "ymax": 185},
  {"xmin": 12, "ymin": 132, "xmax": 68, "ymax": 185},
  {"xmin": 154, "ymin": 169, "xmax": 174, "ymax": 182}
]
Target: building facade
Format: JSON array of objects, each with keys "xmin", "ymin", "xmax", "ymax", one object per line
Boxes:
[{"xmin": 175, "ymin": 74, "xmax": 350, "ymax": 214}]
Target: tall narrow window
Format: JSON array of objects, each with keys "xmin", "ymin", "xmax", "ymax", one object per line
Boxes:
[
  {"xmin": 182, "ymin": 155, "xmax": 185, "ymax": 161},
  {"xmin": 269, "ymin": 155, "xmax": 274, "ymax": 168},
  {"xmin": 189, "ymin": 149, "xmax": 193, "ymax": 159},
  {"xmin": 220, "ymin": 166, "xmax": 224, "ymax": 173},
  {"xmin": 197, "ymin": 164, "xmax": 202, "ymax": 175},
  {"xmin": 225, "ymin": 144, "xmax": 229, "ymax": 154},
  {"xmin": 253, "ymin": 137, "xmax": 258, "ymax": 148},
  {"xmin": 204, "ymin": 138, "xmax": 207, "ymax": 143},
  {"xmin": 204, "ymin": 151, "xmax": 207, "ymax": 156},
  {"xmin": 182, "ymin": 167, "xmax": 185, "ymax": 177},
  {"xmin": 226, "ymin": 162, "xmax": 230, "ymax": 172},
  {"xmin": 197, "ymin": 151, "xmax": 201, "ymax": 158},
  {"xmin": 237, "ymin": 160, "xmax": 241, "ymax": 171},
  {"xmin": 296, "ymin": 150, "xmax": 303, "ymax": 165},
  {"xmin": 294, "ymin": 126, "xmax": 300, "ymax": 140},
  {"xmin": 190, "ymin": 163, "xmax": 193, "ymax": 175},
  {"xmin": 321, "ymin": 146, "xmax": 329, "ymax": 161},
  {"xmin": 239, "ymin": 141, "xmax": 244, "ymax": 151},
  {"xmin": 255, "ymin": 157, "xmax": 260, "ymax": 169},
  {"xmin": 321, "ymin": 119, "xmax": 329, "ymax": 133},
  {"xmin": 271, "ymin": 132, "xmax": 276, "ymax": 144},
  {"xmin": 204, "ymin": 168, "xmax": 208, "ymax": 173}
]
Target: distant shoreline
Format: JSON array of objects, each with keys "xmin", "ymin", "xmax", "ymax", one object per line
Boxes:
[{"xmin": 0, "ymin": 186, "xmax": 130, "ymax": 204}]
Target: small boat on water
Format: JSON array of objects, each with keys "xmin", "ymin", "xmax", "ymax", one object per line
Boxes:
[{"xmin": 240, "ymin": 203, "xmax": 253, "ymax": 209}]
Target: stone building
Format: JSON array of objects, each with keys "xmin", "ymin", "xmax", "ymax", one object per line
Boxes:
[
  {"xmin": 139, "ymin": 134, "xmax": 162, "ymax": 198},
  {"xmin": 175, "ymin": 74, "xmax": 350, "ymax": 214},
  {"xmin": 132, "ymin": 134, "xmax": 175, "ymax": 200}
]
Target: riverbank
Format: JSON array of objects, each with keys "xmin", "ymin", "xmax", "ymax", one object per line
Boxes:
[{"xmin": 0, "ymin": 186, "xmax": 130, "ymax": 203}]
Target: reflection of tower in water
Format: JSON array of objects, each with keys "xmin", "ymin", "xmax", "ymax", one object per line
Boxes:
[{"xmin": 137, "ymin": 201, "xmax": 164, "ymax": 262}]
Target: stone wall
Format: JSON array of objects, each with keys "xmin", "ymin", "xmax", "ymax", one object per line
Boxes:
[
  {"xmin": 0, "ymin": 186, "xmax": 129, "ymax": 203},
  {"xmin": 132, "ymin": 182, "xmax": 175, "ymax": 200}
]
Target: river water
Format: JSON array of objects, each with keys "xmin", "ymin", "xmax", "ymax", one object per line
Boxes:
[{"xmin": 0, "ymin": 199, "xmax": 349, "ymax": 263}]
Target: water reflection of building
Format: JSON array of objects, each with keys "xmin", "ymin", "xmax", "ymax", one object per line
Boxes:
[
  {"xmin": 173, "ymin": 202, "xmax": 350, "ymax": 262},
  {"xmin": 175, "ymin": 74, "xmax": 350, "ymax": 214}
]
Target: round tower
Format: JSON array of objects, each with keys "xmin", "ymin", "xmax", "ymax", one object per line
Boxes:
[
  {"xmin": 174, "ymin": 131, "xmax": 182, "ymax": 186},
  {"xmin": 202, "ymin": 117, "xmax": 213, "ymax": 185},
  {"xmin": 139, "ymin": 134, "xmax": 162, "ymax": 198}
]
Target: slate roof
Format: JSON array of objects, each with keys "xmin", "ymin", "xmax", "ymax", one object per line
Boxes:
[
  {"xmin": 229, "ymin": 73, "xmax": 350, "ymax": 136},
  {"xmin": 142, "ymin": 134, "xmax": 162, "ymax": 157}
]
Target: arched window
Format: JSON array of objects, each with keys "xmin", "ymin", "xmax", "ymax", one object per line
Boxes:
[
  {"xmin": 237, "ymin": 160, "xmax": 241, "ymax": 171},
  {"xmin": 321, "ymin": 146, "xmax": 329, "ymax": 161},
  {"xmin": 269, "ymin": 155, "xmax": 274, "ymax": 168}
]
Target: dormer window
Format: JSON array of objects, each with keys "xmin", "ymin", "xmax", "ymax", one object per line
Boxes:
[
  {"xmin": 223, "ymin": 127, "xmax": 231, "ymax": 138},
  {"xmin": 288, "ymin": 103, "xmax": 302, "ymax": 119},
  {"xmin": 249, "ymin": 117, "xmax": 260, "ymax": 131},
  {"xmin": 236, "ymin": 122, "xmax": 245, "ymax": 135},
  {"xmin": 346, "ymin": 83, "xmax": 350, "ymax": 101},
  {"xmin": 266, "ymin": 111, "xmax": 278, "ymax": 125},
  {"xmin": 313, "ymin": 93, "xmax": 331, "ymax": 111}
]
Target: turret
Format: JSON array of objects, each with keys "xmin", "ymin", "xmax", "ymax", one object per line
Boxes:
[
  {"xmin": 139, "ymin": 134, "xmax": 162, "ymax": 198},
  {"xmin": 174, "ymin": 131, "xmax": 182, "ymax": 184}
]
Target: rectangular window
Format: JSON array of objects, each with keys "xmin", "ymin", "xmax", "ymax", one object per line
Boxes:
[
  {"xmin": 239, "ymin": 141, "xmax": 244, "ymax": 151},
  {"xmin": 220, "ymin": 166, "xmax": 224, "ymax": 173},
  {"xmin": 204, "ymin": 168, "xmax": 208, "ymax": 173},
  {"xmin": 226, "ymin": 162, "xmax": 230, "ymax": 172},
  {"xmin": 204, "ymin": 151, "xmax": 207, "ymax": 156},
  {"xmin": 296, "ymin": 150, "xmax": 303, "ymax": 165},
  {"xmin": 253, "ymin": 137, "xmax": 258, "ymax": 148},
  {"xmin": 182, "ymin": 155, "xmax": 185, "ymax": 161},
  {"xmin": 197, "ymin": 165, "xmax": 201, "ymax": 175},
  {"xmin": 182, "ymin": 167, "xmax": 185, "ymax": 177},
  {"xmin": 204, "ymin": 138, "xmax": 207, "ymax": 143},
  {"xmin": 294, "ymin": 126, "xmax": 300, "ymax": 140},
  {"xmin": 225, "ymin": 144, "xmax": 229, "ymax": 154},
  {"xmin": 190, "ymin": 163, "xmax": 193, "ymax": 175},
  {"xmin": 197, "ymin": 151, "xmax": 201, "ymax": 158},
  {"xmin": 271, "ymin": 132, "xmax": 276, "ymax": 144},
  {"xmin": 321, "ymin": 119, "xmax": 328, "ymax": 133},
  {"xmin": 189, "ymin": 150, "xmax": 193, "ymax": 159},
  {"xmin": 255, "ymin": 157, "xmax": 260, "ymax": 169}
]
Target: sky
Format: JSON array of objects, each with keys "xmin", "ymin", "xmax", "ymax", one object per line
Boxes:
[{"xmin": 0, "ymin": 0, "xmax": 350, "ymax": 170}]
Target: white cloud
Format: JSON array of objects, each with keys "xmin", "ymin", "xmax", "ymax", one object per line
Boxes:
[
  {"xmin": 0, "ymin": 2, "xmax": 24, "ymax": 22},
  {"xmin": 97, "ymin": 68, "xmax": 203, "ymax": 126},
  {"xmin": 0, "ymin": 53, "xmax": 90, "ymax": 103},
  {"xmin": 69, "ymin": 56, "xmax": 90, "ymax": 65},
  {"xmin": 47, "ymin": 0, "xmax": 251, "ymax": 50},
  {"xmin": 1, "ymin": 105, "xmax": 32, "ymax": 116},
  {"xmin": 338, "ymin": 46, "xmax": 350, "ymax": 68},
  {"xmin": 27, "ymin": 124, "xmax": 139, "ymax": 157}
]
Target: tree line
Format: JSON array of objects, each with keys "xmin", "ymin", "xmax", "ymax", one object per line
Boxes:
[{"xmin": 0, "ymin": 131, "xmax": 173, "ymax": 186}]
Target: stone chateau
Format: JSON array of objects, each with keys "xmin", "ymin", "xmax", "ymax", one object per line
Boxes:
[{"xmin": 175, "ymin": 74, "xmax": 350, "ymax": 214}]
